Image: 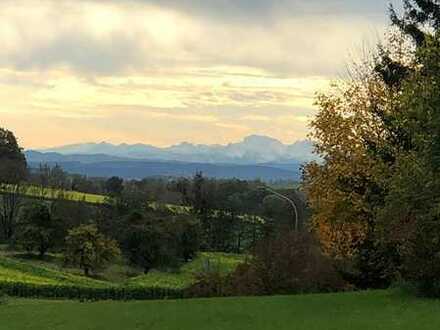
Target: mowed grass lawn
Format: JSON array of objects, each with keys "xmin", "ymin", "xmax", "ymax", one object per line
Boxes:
[{"xmin": 1, "ymin": 290, "xmax": 440, "ymax": 330}]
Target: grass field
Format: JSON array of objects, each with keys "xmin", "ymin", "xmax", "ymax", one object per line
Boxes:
[
  {"xmin": 1, "ymin": 290, "xmax": 439, "ymax": 330},
  {"xmin": 126, "ymin": 252, "xmax": 246, "ymax": 289},
  {"xmin": 0, "ymin": 184, "xmax": 107, "ymax": 204},
  {"xmin": 0, "ymin": 252, "xmax": 244, "ymax": 292},
  {"xmin": 0, "ymin": 255, "xmax": 111, "ymax": 288}
]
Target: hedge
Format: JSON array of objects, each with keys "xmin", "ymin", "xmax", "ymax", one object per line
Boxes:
[{"xmin": 0, "ymin": 281, "xmax": 185, "ymax": 301}]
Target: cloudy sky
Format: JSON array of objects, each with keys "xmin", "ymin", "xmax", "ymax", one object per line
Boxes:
[{"xmin": 0, "ymin": 0, "xmax": 398, "ymax": 149}]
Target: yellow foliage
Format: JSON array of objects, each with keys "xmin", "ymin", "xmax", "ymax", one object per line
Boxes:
[
  {"xmin": 317, "ymin": 221, "xmax": 368, "ymax": 260},
  {"xmin": 304, "ymin": 73, "xmax": 399, "ymax": 259}
]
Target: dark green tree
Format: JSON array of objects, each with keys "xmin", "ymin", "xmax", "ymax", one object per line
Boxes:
[
  {"xmin": 173, "ymin": 214, "xmax": 200, "ymax": 262},
  {"xmin": 124, "ymin": 219, "xmax": 173, "ymax": 274},
  {"xmin": 105, "ymin": 176, "xmax": 124, "ymax": 197},
  {"xmin": 17, "ymin": 202, "xmax": 58, "ymax": 257},
  {"xmin": 0, "ymin": 128, "xmax": 27, "ymax": 185},
  {"xmin": 376, "ymin": 1, "xmax": 440, "ymax": 88},
  {"xmin": 0, "ymin": 128, "xmax": 27, "ymax": 240},
  {"xmin": 375, "ymin": 36, "xmax": 440, "ymax": 295},
  {"xmin": 390, "ymin": 0, "xmax": 440, "ymax": 46}
]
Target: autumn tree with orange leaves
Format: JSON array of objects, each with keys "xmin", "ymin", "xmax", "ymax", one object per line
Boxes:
[{"xmin": 305, "ymin": 1, "xmax": 440, "ymax": 292}]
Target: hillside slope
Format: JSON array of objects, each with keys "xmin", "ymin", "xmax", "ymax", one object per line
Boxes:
[
  {"xmin": 0, "ymin": 252, "xmax": 243, "ymax": 292},
  {"xmin": 0, "ymin": 255, "xmax": 109, "ymax": 288}
]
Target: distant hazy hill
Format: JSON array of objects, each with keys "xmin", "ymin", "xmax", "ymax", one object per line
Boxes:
[
  {"xmin": 25, "ymin": 151, "xmax": 131, "ymax": 164},
  {"xmin": 25, "ymin": 151, "xmax": 301, "ymax": 181},
  {"xmin": 40, "ymin": 135, "xmax": 318, "ymax": 165},
  {"xmin": 28, "ymin": 135, "xmax": 317, "ymax": 181}
]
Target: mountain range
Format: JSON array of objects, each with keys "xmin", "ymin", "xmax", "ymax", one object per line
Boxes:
[
  {"xmin": 40, "ymin": 135, "xmax": 317, "ymax": 165},
  {"xmin": 26, "ymin": 135, "xmax": 318, "ymax": 181}
]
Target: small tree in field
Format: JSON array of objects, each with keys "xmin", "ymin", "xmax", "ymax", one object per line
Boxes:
[{"xmin": 65, "ymin": 225, "xmax": 120, "ymax": 276}]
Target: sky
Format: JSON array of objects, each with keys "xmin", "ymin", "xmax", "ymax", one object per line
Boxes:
[{"xmin": 0, "ymin": 0, "xmax": 399, "ymax": 149}]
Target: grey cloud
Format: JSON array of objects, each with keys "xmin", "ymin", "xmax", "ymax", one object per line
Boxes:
[
  {"xmin": 0, "ymin": 0, "xmax": 396, "ymax": 76},
  {"xmin": 5, "ymin": 33, "xmax": 147, "ymax": 75},
  {"xmin": 104, "ymin": 0, "xmax": 395, "ymax": 21}
]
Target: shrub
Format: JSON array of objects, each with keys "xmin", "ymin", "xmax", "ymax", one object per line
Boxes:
[
  {"xmin": 0, "ymin": 281, "xmax": 184, "ymax": 301},
  {"xmin": 188, "ymin": 232, "xmax": 347, "ymax": 298},
  {"xmin": 398, "ymin": 220, "xmax": 440, "ymax": 298},
  {"xmin": 335, "ymin": 239, "xmax": 401, "ymax": 290},
  {"xmin": 185, "ymin": 270, "xmax": 229, "ymax": 298},
  {"xmin": 185, "ymin": 258, "xmax": 233, "ymax": 298},
  {"xmin": 240, "ymin": 232, "xmax": 347, "ymax": 295}
]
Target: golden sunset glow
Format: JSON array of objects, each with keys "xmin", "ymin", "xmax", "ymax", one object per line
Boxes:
[{"xmin": 0, "ymin": 0, "xmax": 394, "ymax": 148}]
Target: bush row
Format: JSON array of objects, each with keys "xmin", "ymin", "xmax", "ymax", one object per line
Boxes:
[{"xmin": 0, "ymin": 281, "xmax": 185, "ymax": 301}]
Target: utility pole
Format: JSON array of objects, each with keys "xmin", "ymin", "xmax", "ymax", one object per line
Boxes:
[{"xmin": 260, "ymin": 186, "xmax": 299, "ymax": 231}]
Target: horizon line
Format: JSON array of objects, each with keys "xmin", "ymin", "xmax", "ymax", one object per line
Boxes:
[{"xmin": 28, "ymin": 134, "xmax": 313, "ymax": 151}]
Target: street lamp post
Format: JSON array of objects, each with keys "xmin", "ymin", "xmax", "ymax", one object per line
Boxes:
[{"xmin": 260, "ymin": 186, "xmax": 299, "ymax": 231}]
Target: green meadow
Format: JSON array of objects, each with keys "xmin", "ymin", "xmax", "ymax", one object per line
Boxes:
[
  {"xmin": 0, "ymin": 252, "xmax": 244, "ymax": 291},
  {"xmin": 0, "ymin": 255, "xmax": 113, "ymax": 288},
  {"xmin": 0, "ymin": 184, "xmax": 107, "ymax": 204},
  {"xmin": 1, "ymin": 290, "xmax": 439, "ymax": 330},
  {"xmin": 126, "ymin": 252, "xmax": 246, "ymax": 289}
]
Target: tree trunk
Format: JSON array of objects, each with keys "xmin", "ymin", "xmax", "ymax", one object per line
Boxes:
[{"xmin": 39, "ymin": 245, "xmax": 47, "ymax": 259}]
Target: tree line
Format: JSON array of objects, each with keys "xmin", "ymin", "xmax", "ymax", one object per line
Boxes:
[{"xmin": 0, "ymin": 128, "xmax": 309, "ymax": 282}]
